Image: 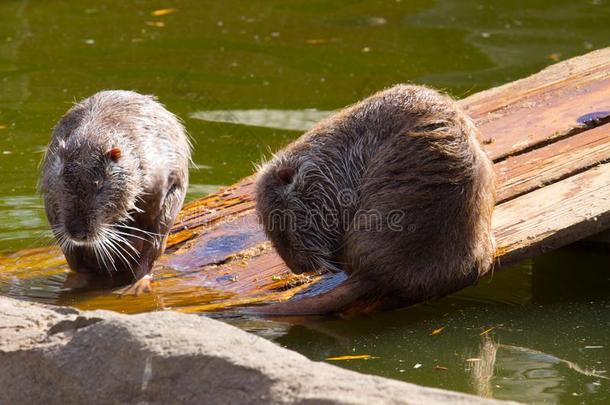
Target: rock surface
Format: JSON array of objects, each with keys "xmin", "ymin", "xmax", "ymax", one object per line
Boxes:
[{"xmin": 0, "ymin": 297, "xmax": 518, "ymax": 404}]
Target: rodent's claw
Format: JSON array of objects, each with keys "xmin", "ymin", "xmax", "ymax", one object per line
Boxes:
[{"xmin": 116, "ymin": 275, "xmax": 153, "ymax": 297}]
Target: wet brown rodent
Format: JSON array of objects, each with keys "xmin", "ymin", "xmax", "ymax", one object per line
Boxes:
[
  {"xmin": 255, "ymin": 84, "xmax": 495, "ymax": 315},
  {"xmin": 40, "ymin": 90, "xmax": 191, "ymax": 294}
]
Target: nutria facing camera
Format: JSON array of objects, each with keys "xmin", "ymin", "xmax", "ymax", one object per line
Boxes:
[
  {"xmin": 40, "ymin": 90, "xmax": 191, "ymax": 294},
  {"xmin": 255, "ymin": 85, "xmax": 496, "ymax": 315}
]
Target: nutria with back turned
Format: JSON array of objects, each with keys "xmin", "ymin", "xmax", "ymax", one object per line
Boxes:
[{"xmin": 254, "ymin": 84, "xmax": 496, "ymax": 315}]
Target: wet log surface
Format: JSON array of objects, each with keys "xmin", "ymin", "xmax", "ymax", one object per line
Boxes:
[{"xmin": 1, "ymin": 48, "xmax": 609, "ymax": 314}]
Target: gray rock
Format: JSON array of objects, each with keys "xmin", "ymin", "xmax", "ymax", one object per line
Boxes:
[{"xmin": 0, "ymin": 297, "xmax": 518, "ymax": 404}]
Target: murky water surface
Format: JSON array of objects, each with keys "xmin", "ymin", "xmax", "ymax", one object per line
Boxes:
[{"xmin": 1, "ymin": 1, "xmax": 609, "ymax": 403}]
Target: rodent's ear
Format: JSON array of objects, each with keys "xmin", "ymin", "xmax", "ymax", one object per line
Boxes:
[
  {"xmin": 106, "ymin": 147, "xmax": 122, "ymax": 162},
  {"xmin": 276, "ymin": 167, "xmax": 295, "ymax": 185}
]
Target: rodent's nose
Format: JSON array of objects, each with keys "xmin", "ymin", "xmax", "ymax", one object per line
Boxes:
[
  {"xmin": 66, "ymin": 223, "xmax": 88, "ymax": 241},
  {"xmin": 71, "ymin": 230, "xmax": 87, "ymax": 241}
]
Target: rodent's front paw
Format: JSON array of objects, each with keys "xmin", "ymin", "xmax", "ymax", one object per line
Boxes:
[{"xmin": 116, "ymin": 274, "xmax": 153, "ymax": 296}]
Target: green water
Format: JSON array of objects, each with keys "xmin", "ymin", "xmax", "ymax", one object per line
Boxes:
[{"xmin": 1, "ymin": 0, "xmax": 609, "ymax": 403}]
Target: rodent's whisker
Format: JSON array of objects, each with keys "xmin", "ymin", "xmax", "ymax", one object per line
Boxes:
[
  {"xmin": 110, "ymin": 236, "xmax": 140, "ymax": 259},
  {"xmin": 91, "ymin": 242, "xmax": 113, "ymax": 277},
  {"xmin": 101, "ymin": 231, "xmax": 137, "ymax": 278},
  {"xmin": 110, "ymin": 228, "xmax": 153, "ymax": 243},
  {"xmin": 97, "ymin": 237, "xmax": 119, "ymax": 274},
  {"xmin": 114, "ymin": 223, "xmax": 162, "ymax": 238},
  {"xmin": 104, "ymin": 239, "xmax": 140, "ymax": 278},
  {"xmin": 103, "ymin": 227, "xmax": 144, "ymax": 254}
]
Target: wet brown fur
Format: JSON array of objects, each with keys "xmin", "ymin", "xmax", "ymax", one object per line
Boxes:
[
  {"xmin": 40, "ymin": 90, "xmax": 191, "ymax": 284},
  {"xmin": 254, "ymin": 85, "xmax": 495, "ymax": 315}
]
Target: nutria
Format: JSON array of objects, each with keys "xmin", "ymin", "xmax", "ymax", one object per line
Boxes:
[
  {"xmin": 254, "ymin": 84, "xmax": 496, "ymax": 315},
  {"xmin": 40, "ymin": 90, "xmax": 191, "ymax": 294}
]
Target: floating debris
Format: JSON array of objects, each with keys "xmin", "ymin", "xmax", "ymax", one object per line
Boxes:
[
  {"xmin": 430, "ymin": 326, "xmax": 445, "ymax": 336},
  {"xmin": 326, "ymin": 354, "xmax": 378, "ymax": 361},
  {"xmin": 306, "ymin": 39, "xmax": 326, "ymax": 45},
  {"xmin": 151, "ymin": 8, "xmax": 177, "ymax": 17}
]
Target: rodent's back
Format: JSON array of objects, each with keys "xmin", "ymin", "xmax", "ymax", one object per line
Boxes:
[
  {"xmin": 343, "ymin": 85, "xmax": 495, "ymax": 302},
  {"xmin": 255, "ymin": 84, "xmax": 495, "ymax": 313}
]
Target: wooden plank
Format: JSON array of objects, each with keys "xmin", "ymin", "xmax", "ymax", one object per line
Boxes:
[
  {"xmin": 494, "ymin": 122, "xmax": 610, "ymax": 203},
  {"xmin": 462, "ymin": 48, "xmax": 610, "ymax": 117},
  {"xmin": 163, "ymin": 119, "xmax": 610, "ymax": 275},
  {"xmin": 162, "ymin": 161, "xmax": 610, "ymax": 310},
  {"xmin": 473, "ymin": 78, "xmax": 610, "ymax": 161},
  {"xmin": 158, "ymin": 49, "xmax": 610, "ymax": 309},
  {"xmin": 460, "ymin": 48, "xmax": 610, "ymax": 161},
  {"xmin": 493, "ymin": 162, "xmax": 610, "ymax": 266}
]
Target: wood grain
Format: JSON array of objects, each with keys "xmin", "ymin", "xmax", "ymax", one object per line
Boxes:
[
  {"xmin": 493, "ymin": 162, "xmax": 610, "ymax": 266},
  {"xmin": 494, "ymin": 122, "xmax": 610, "ymax": 203}
]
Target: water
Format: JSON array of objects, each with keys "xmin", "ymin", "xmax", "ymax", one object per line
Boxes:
[
  {"xmin": 262, "ymin": 247, "xmax": 610, "ymax": 405},
  {"xmin": 1, "ymin": 1, "xmax": 609, "ymax": 403}
]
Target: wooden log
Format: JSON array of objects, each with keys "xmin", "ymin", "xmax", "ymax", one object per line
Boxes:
[{"xmin": 1, "ymin": 48, "xmax": 610, "ymax": 314}]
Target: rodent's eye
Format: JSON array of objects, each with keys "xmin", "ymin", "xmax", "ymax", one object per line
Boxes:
[
  {"xmin": 93, "ymin": 180, "xmax": 103, "ymax": 191},
  {"xmin": 276, "ymin": 167, "xmax": 295, "ymax": 185}
]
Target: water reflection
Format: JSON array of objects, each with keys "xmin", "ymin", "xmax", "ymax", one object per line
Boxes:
[
  {"xmin": 262, "ymin": 244, "xmax": 610, "ymax": 404},
  {"xmin": 468, "ymin": 337, "xmax": 497, "ymax": 398}
]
